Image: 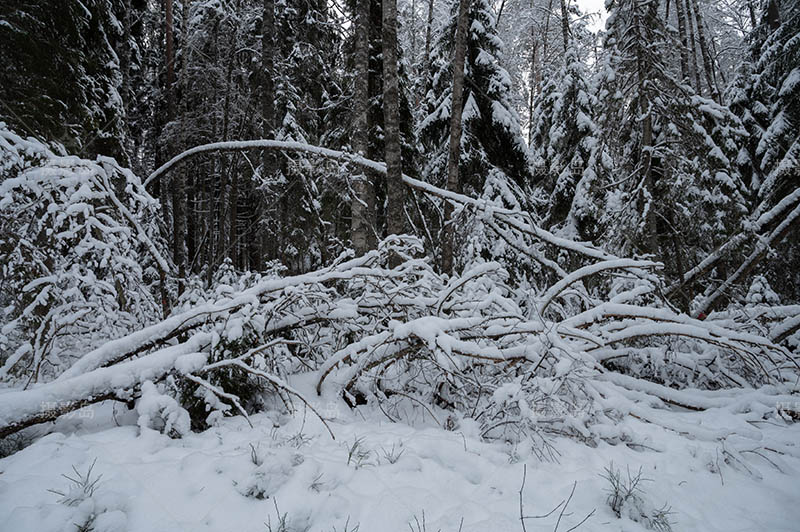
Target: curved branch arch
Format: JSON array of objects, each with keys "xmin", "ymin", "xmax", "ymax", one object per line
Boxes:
[{"xmin": 145, "ymin": 139, "xmax": 626, "ymax": 264}]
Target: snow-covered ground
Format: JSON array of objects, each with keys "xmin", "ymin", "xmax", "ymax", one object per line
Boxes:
[{"xmin": 2, "ymin": 394, "xmax": 799, "ymax": 532}]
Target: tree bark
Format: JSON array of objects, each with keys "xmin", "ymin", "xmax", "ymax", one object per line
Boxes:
[
  {"xmin": 442, "ymin": 0, "xmax": 470, "ymax": 275},
  {"xmin": 166, "ymin": 0, "xmax": 185, "ymax": 295},
  {"xmin": 258, "ymin": 0, "xmax": 276, "ymax": 268},
  {"xmin": 685, "ymin": 0, "xmax": 702, "ymax": 93},
  {"xmin": 217, "ymin": 49, "xmax": 235, "ymax": 265},
  {"xmin": 766, "ymin": 0, "xmax": 780, "ymax": 31},
  {"xmin": 180, "ymin": 1, "xmax": 194, "ymax": 276},
  {"xmin": 746, "ymin": 0, "xmax": 756, "ymax": 29},
  {"xmin": 383, "ymin": 0, "xmax": 405, "ymax": 239},
  {"xmin": 541, "ymin": 0, "xmax": 553, "ymax": 72},
  {"xmin": 559, "ymin": 0, "xmax": 569, "ymax": 52},
  {"xmin": 351, "ymin": 0, "xmax": 376, "ymax": 255},
  {"xmin": 689, "ymin": 0, "xmax": 719, "ymax": 100},
  {"xmin": 497, "ymin": 0, "xmax": 508, "ymax": 26},
  {"xmin": 165, "ymin": 0, "xmax": 175, "ymax": 117},
  {"xmin": 635, "ymin": 5, "xmax": 657, "ymax": 254},
  {"xmin": 527, "ymin": 38, "xmax": 539, "ymax": 145},
  {"xmin": 261, "ymin": 0, "xmax": 275, "ymax": 174},
  {"xmin": 674, "ymin": 0, "xmax": 689, "ymax": 82},
  {"xmin": 121, "ymin": 0, "xmax": 133, "ymax": 164},
  {"xmin": 424, "ymin": 0, "xmax": 436, "ymax": 91}
]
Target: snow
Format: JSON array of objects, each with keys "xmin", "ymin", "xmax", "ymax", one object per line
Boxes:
[
  {"xmin": 2, "ymin": 399, "xmax": 799, "ymax": 532},
  {"xmin": 779, "ymin": 67, "xmax": 800, "ymax": 97},
  {"xmin": 136, "ymin": 381, "xmax": 191, "ymax": 437}
]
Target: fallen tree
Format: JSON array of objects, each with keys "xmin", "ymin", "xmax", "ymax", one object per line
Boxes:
[{"xmin": 1, "ymin": 140, "xmax": 797, "ymax": 469}]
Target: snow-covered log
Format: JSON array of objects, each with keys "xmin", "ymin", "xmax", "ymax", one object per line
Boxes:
[{"xmin": 0, "ymin": 334, "xmax": 210, "ymax": 438}]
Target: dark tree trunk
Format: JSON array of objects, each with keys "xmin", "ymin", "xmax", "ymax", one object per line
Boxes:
[
  {"xmin": 766, "ymin": 0, "xmax": 780, "ymax": 30},
  {"xmin": 166, "ymin": 0, "xmax": 185, "ymax": 296},
  {"xmin": 165, "ymin": 0, "xmax": 175, "ymax": 117},
  {"xmin": 689, "ymin": 0, "xmax": 719, "ymax": 100},
  {"xmin": 121, "ymin": 0, "xmax": 133, "ymax": 163},
  {"xmin": 383, "ymin": 0, "xmax": 405, "ymax": 239},
  {"xmin": 261, "ymin": 0, "xmax": 275, "ymax": 171},
  {"xmin": 634, "ymin": 4, "xmax": 657, "ymax": 254},
  {"xmin": 423, "ymin": 0, "xmax": 436, "ymax": 91},
  {"xmin": 351, "ymin": 0, "xmax": 376, "ymax": 254},
  {"xmin": 258, "ymin": 0, "xmax": 276, "ymax": 268},
  {"xmin": 685, "ymin": 0, "xmax": 702, "ymax": 93},
  {"xmin": 527, "ymin": 38, "xmax": 538, "ymax": 145},
  {"xmin": 674, "ymin": 0, "xmax": 690, "ymax": 81}
]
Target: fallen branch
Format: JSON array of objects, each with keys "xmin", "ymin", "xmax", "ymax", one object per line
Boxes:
[
  {"xmin": 145, "ymin": 139, "xmax": 623, "ymax": 263},
  {"xmin": 694, "ymin": 201, "xmax": 800, "ymax": 317},
  {"xmin": 0, "ymin": 335, "xmax": 211, "ymax": 439}
]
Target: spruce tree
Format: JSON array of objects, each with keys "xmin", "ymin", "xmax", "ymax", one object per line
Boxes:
[
  {"xmin": 0, "ymin": 0, "xmax": 126, "ymax": 160},
  {"xmin": 419, "ymin": 0, "xmax": 531, "ymax": 196},
  {"xmin": 529, "ymin": 43, "xmax": 608, "ymax": 240},
  {"xmin": 727, "ymin": 0, "xmax": 800, "ymax": 303},
  {"xmin": 730, "ymin": 0, "xmax": 799, "ymax": 207},
  {"xmin": 599, "ymin": 0, "xmax": 748, "ymax": 307},
  {"xmin": 419, "ymin": 0, "xmax": 533, "ymax": 270}
]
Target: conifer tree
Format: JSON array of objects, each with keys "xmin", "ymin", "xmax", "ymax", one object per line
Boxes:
[
  {"xmin": 725, "ymin": 0, "xmax": 800, "ymax": 303},
  {"xmin": 419, "ymin": 0, "xmax": 533, "ymax": 272},
  {"xmin": 529, "ymin": 43, "xmax": 608, "ymax": 240},
  {"xmin": 0, "ymin": 0, "xmax": 126, "ymax": 160},
  {"xmin": 419, "ymin": 0, "xmax": 531, "ymax": 197},
  {"xmin": 730, "ymin": 0, "xmax": 799, "ymax": 207},
  {"xmin": 599, "ymin": 0, "xmax": 747, "ymax": 306}
]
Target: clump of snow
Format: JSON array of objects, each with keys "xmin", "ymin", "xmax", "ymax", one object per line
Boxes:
[
  {"xmin": 135, "ymin": 381, "xmax": 190, "ymax": 438},
  {"xmin": 237, "ymin": 448, "xmax": 304, "ymax": 500}
]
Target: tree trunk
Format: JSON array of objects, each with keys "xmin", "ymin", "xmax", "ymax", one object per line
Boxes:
[
  {"xmin": 527, "ymin": 38, "xmax": 538, "ymax": 145},
  {"xmin": 121, "ymin": 0, "xmax": 133, "ymax": 164},
  {"xmin": 541, "ymin": 0, "xmax": 553, "ymax": 73},
  {"xmin": 689, "ymin": 0, "xmax": 719, "ymax": 100},
  {"xmin": 351, "ymin": 0, "xmax": 376, "ymax": 255},
  {"xmin": 635, "ymin": 6, "xmax": 657, "ymax": 254},
  {"xmin": 442, "ymin": 0, "xmax": 470, "ymax": 275},
  {"xmin": 674, "ymin": 0, "xmax": 689, "ymax": 82},
  {"xmin": 383, "ymin": 0, "xmax": 405, "ymax": 239},
  {"xmin": 496, "ymin": 0, "xmax": 508, "ymax": 26},
  {"xmin": 685, "ymin": 0, "xmax": 702, "ymax": 93},
  {"xmin": 258, "ymin": 0, "xmax": 276, "ymax": 268},
  {"xmin": 410, "ymin": 0, "xmax": 418, "ymax": 78},
  {"xmin": 424, "ymin": 0, "xmax": 436, "ymax": 91},
  {"xmin": 261, "ymin": 0, "xmax": 275, "ymax": 172},
  {"xmin": 166, "ymin": 0, "xmax": 185, "ymax": 296},
  {"xmin": 559, "ymin": 0, "xmax": 569, "ymax": 52},
  {"xmin": 165, "ymin": 0, "xmax": 175, "ymax": 117},
  {"xmin": 229, "ymin": 165, "xmax": 239, "ymax": 267},
  {"xmin": 527, "ymin": 0, "xmax": 542, "ymax": 145},
  {"xmin": 180, "ymin": 1, "xmax": 194, "ymax": 276},
  {"xmin": 217, "ymin": 52, "xmax": 235, "ymax": 265},
  {"xmin": 766, "ymin": 0, "xmax": 780, "ymax": 31}
]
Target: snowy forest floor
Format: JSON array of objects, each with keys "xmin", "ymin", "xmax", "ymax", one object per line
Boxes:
[{"xmin": 2, "ymin": 377, "xmax": 799, "ymax": 532}]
